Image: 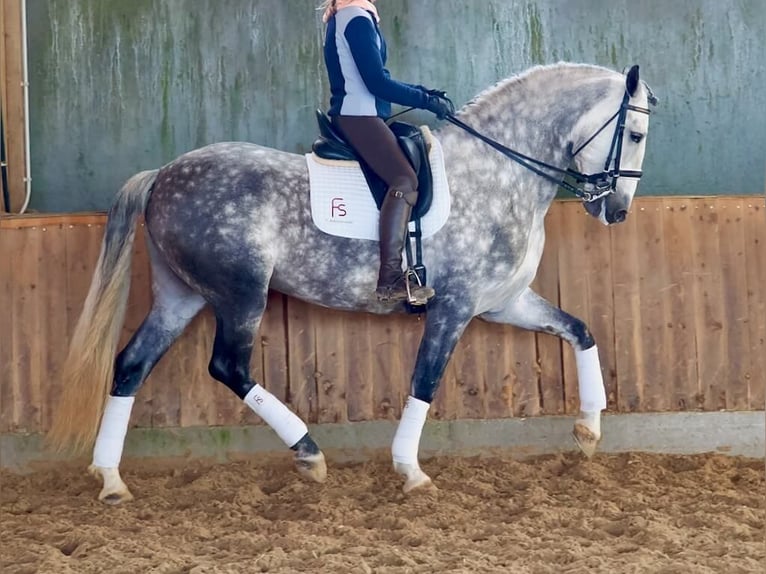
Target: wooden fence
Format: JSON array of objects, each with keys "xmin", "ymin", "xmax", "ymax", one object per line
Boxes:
[{"xmin": 1, "ymin": 196, "xmax": 764, "ymax": 434}]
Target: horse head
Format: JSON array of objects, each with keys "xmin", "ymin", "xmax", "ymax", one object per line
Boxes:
[{"xmin": 570, "ymin": 65, "xmax": 657, "ymax": 225}]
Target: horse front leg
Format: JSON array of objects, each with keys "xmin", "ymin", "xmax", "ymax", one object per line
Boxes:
[
  {"xmin": 393, "ymin": 301, "xmax": 474, "ymax": 492},
  {"xmin": 481, "ymin": 287, "xmax": 606, "ymax": 457}
]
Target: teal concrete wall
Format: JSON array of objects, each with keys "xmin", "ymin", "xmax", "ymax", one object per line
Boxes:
[{"xmin": 28, "ymin": 0, "xmax": 766, "ymax": 212}]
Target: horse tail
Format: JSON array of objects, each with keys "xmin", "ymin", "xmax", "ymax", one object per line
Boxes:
[{"xmin": 47, "ymin": 169, "xmax": 159, "ymax": 454}]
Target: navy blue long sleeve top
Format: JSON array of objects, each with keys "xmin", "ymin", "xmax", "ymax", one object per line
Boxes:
[{"xmin": 323, "ymin": 7, "xmax": 429, "ymax": 118}]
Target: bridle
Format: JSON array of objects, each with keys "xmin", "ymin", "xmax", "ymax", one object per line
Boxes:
[{"xmin": 444, "ymin": 90, "xmax": 652, "ymax": 203}]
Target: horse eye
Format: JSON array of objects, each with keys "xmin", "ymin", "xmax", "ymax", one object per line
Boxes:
[{"xmin": 630, "ymin": 132, "xmax": 644, "ymax": 143}]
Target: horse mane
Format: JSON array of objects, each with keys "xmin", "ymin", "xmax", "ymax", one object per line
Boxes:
[{"xmin": 458, "ymin": 62, "xmax": 619, "ymax": 114}]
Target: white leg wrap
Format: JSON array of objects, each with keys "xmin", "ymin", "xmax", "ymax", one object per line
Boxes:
[
  {"xmin": 392, "ymin": 396, "xmax": 430, "ymax": 465},
  {"xmin": 575, "ymin": 345, "xmax": 607, "ymax": 412},
  {"xmin": 244, "ymin": 385, "xmax": 308, "ymax": 447},
  {"xmin": 92, "ymin": 396, "xmax": 135, "ymax": 468},
  {"xmin": 578, "ymin": 410, "xmax": 602, "ymax": 437}
]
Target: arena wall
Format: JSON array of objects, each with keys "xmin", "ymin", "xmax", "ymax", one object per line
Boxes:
[{"xmin": 1, "ymin": 196, "xmax": 763, "ymax": 435}]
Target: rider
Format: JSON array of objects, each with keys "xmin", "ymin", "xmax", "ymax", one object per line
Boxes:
[{"xmin": 321, "ymin": 0, "xmax": 453, "ymax": 304}]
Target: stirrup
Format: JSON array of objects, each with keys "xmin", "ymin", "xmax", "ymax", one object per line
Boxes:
[
  {"xmin": 404, "ymin": 268, "xmax": 434, "ymax": 305},
  {"xmin": 376, "ymin": 269, "xmax": 435, "ymax": 306}
]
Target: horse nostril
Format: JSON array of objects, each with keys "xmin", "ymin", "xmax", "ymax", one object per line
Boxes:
[{"xmin": 613, "ymin": 209, "xmax": 628, "ymax": 223}]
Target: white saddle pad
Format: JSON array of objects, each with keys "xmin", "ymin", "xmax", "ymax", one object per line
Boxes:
[{"xmin": 306, "ymin": 127, "xmax": 450, "ymax": 241}]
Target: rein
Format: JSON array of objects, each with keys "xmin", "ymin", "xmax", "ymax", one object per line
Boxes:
[{"xmin": 444, "ymin": 91, "xmax": 651, "ymax": 202}]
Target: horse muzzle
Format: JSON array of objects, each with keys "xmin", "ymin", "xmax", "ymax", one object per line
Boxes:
[
  {"xmin": 583, "ymin": 195, "xmax": 630, "ymax": 225},
  {"xmin": 606, "ymin": 205, "xmax": 629, "ymax": 224},
  {"xmin": 583, "ymin": 197, "xmax": 605, "ymax": 219}
]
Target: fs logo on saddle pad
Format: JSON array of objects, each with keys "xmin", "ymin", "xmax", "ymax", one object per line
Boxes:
[{"xmin": 306, "ymin": 128, "xmax": 451, "ymax": 241}]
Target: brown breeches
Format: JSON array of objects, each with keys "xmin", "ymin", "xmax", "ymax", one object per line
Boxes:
[{"xmin": 331, "ymin": 115, "xmax": 418, "ymax": 194}]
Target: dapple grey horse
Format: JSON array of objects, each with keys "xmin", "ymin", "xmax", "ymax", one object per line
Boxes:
[{"xmin": 49, "ymin": 63, "xmax": 654, "ymax": 503}]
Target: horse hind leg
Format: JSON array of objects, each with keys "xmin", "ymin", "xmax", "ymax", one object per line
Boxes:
[
  {"xmin": 90, "ymin": 240, "xmax": 206, "ymax": 504},
  {"xmin": 207, "ymin": 295, "xmax": 327, "ymax": 484}
]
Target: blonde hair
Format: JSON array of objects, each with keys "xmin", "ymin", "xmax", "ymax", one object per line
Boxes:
[{"xmin": 318, "ymin": 0, "xmax": 378, "ymax": 22}]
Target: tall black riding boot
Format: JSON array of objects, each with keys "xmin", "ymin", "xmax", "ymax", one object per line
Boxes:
[{"xmin": 375, "ymin": 188, "xmax": 435, "ymax": 305}]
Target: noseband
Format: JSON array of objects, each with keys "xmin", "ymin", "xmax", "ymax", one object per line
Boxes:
[
  {"xmin": 444, "ymin": 91, "xmax": 651, "ymax": 202},
  {"xmin": 567, "ymin": 91, "xmax": 651, "ymax": 201}
]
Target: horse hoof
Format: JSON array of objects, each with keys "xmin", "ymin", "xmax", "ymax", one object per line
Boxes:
[
  {"xmin": 99, "ymin": 489, "xmax": 135, "ymax": 505},
  {"xmin": 393, "ymin": 462, "xmax": 434, "ymax": 493},
  {"xmin": 572, "ymin": 423, "xmax": 600, "ymax": 458},
  {"xmin": 295, "ymin": 451, "xmax": 327, "ymax": 483},
  {"xmin": 88, "ymin": 465, "xmax": 134, "ymax": 505},
  {"xmin": 403, "ymin": 474, "xmax": 435, "ymax": 494}
]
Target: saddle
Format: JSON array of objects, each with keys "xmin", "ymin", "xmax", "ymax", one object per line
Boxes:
[{"xmin": 311, "ymin": 110, "xmax": 434, "ymax": 221}]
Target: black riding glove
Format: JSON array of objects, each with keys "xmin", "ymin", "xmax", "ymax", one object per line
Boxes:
[{"xmin": 423, "ymin": 90, "xmax": 455, "ymax": 119}]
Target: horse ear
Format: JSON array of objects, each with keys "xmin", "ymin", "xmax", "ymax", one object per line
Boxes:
[{"xmin": 626, "ymin": 65, "xmax": 640, "ymax": 96}]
